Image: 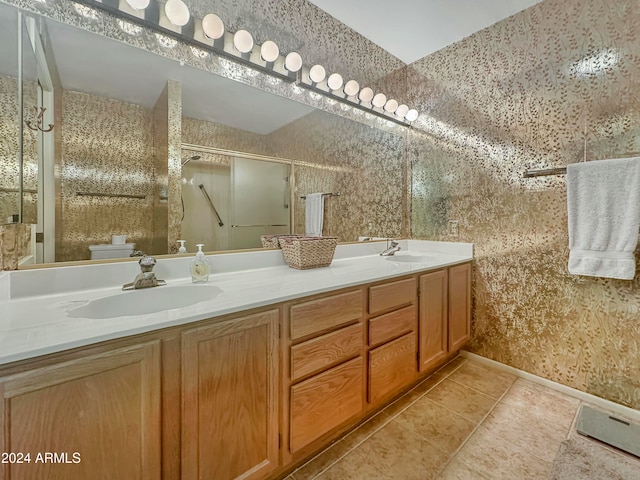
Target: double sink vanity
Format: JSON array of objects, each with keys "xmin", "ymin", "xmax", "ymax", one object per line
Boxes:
[{"xmin": 0, "ymin": 239, "xmax": 472, "ymax": 480}]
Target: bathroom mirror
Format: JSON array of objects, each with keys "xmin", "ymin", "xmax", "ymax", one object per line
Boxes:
[{"xmin": 0, "ymin": 0, "xmax": 408, "ymax": 264}]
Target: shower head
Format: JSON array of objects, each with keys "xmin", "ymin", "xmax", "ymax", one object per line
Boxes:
[{"xmin": 182, "ymin": 155, "xmax": 201, "ymax": 166}]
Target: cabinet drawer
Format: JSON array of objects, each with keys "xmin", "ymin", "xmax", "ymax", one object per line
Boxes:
[
  {"xmin": 369, "ymin": 332, "xmax": 416, "ymax": 404},
  {"xmin": 290, "ymin": 357, "xmax": 363, "ymax": 452},
  {"xmin": 369, "ymin": 278, "xmax": 416, "ymax": 315},
  {"xmin": 291, "ymin": 323, "xmax": 363, "ymax": 382},
  {"xmin": 290, "ymin": 290, "xmax": 363, "ymax": 341},
  {"xmin": 369, "ymin": 305, "xmax": 416, "ymax": 347}
]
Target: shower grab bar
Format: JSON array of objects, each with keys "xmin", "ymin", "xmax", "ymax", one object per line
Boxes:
[
  {"xmin": 199, "ymin": 184, "xmax": 224, "ymax": 227},
  {"xmin": 0, "ymin": 187, "xmax": 37, "ymax": 194},
  {"xmin": 76, "ymin": 191, "xmax": 146, "ymax": 199},
  {"xmin": 230, "ymin": 224, "xmax": 288, "ymax": 227}
]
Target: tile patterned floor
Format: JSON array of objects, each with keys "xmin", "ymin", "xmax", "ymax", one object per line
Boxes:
[{"xmin": 285, "ymin": 356, "xmax": 640, "ymax": 480}]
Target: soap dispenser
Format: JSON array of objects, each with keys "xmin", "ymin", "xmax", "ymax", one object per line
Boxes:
[
  {"xmin": 190, "ymin": 244, "xmax": 210, "ymax": 283},
  {"xmin": 177, "ymin": 240, "xmax": 187, "ymax": 254}
]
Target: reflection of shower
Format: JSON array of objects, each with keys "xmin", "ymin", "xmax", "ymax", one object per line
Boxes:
[
  {"xmin": 181, "ymin": 155, "xmax": 201, "ymax": 221},
  {"xmin": 182, "ymin": 155, "xmax": 201, "ymax": 166}
]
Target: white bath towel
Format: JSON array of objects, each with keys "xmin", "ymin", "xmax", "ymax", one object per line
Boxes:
[
  {"xmin": 305, "ymin": 193, "xmax": 325, "ymax": 237},
  {"xmin": 567, "ymin": 156, "xmax": 640, "ymax": 280}
]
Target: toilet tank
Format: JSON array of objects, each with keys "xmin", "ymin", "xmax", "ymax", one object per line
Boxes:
[{"xmin": 89, "ymin": 243, "xmax": 135, "ymax": 260}]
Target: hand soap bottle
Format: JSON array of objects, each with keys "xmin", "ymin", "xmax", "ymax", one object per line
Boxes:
[
  {"xmin": 190, "ymin": 244, "xmax": 210, "ymax": 283},
  {"xmin": 177, "ymin": 240, "xmax": 187, "ymax": 254}
]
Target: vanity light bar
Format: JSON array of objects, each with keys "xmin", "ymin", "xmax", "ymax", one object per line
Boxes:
[{"xmin": 74, "ymin": 0, "xmax": 420, "ymax": 126}]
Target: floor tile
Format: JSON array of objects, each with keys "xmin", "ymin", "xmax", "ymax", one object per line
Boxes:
[
  {"xmin": 293, "ymin": 412, "xmax": 390, "ymax": 480},
  {"xmin": 447, "ymin": 361, "xmax": 516, "ymax": 399},
  {"xmin": 380, "ymin": 373, "xmax": 444, "ymax": 419},
  {"xmin": 435, "ymin": 456, "xmax": 490, "ymax": 480},
  {"xmin": 452, "ymin": 425, "xmax": 552, "ymax": 480},
  {"xmin": 433, "ymin": 355, "xmax": 467, "ymax": 377},
  {"xmin": 425, "ymin": 378, "xmax": 498, "ymax": 424},
  {"xmin": 393, "ymin": 396, "xmax": 476, "ymax": 456},
  {"xmin": 313, "ymin": 448, "xmax": 392, "ymax": 480},
  {"xmin": 354, "ymin": 420, "xmax": 451, "ymax": 480},
  {"xmin": 481, "ymin": 380, "xmax": 579, "ymax": 462}
]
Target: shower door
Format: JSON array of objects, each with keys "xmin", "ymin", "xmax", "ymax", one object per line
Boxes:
[{"xmin": 230, "ymin": 157, "xmax": 291, "ymax": 249}]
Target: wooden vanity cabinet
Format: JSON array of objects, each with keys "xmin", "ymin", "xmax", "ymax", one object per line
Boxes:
[
  {"xmin": 286, "ymin": 289, "xmax": 365, "ymax": 456},
  {"xmin": 181, "ymin": 309, "xmax": 280, "ymax": 480},
  {"xmin": 367, "ymin": 277, "xmax": 418, "ymax": 406},
  {"xmin": 419, "ymin": 262, "xmax": 472, "ymax": 372},
  {"xmin": 0, "ymin": 341, "xmax": 162, "ymax": 480}
]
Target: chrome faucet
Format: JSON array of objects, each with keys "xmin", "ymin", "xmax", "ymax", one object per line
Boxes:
[
  {"xmin": 122, "ymin": 256, "xmax": 166, "ymax": 290},
  {"xmin": 380, "ymin": 239, "xmax": 401, "ymax": 256}
]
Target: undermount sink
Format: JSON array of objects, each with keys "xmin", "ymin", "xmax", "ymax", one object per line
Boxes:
[
  {"xmin": 66, "ymin": 285, "xmax": 222, "ymax": 319},
  {"xmin": 385, "ymin": 253, "xmax": 436, "ymax": 263}
]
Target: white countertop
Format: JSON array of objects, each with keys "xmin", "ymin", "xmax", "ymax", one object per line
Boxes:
[{"xmin": 0, "ymin": 240, "xmax": 472, "ymax": 366}]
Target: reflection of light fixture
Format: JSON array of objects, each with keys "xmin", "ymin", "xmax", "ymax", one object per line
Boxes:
[
  {"xmin": 125, "ymin": 0, "xmax": 150, "ymax": 10},
  {"xmin": 327, "ymin": 73, "xmax": 343, "ymax": 91},
  {"xmin": 344, "ymin": 80, "xmax": 359, "ymax": 97},
  {"xmin": 395, "ymin": 104, "xmax": 409, "ymax": 119},
  {"xmin": 359, "ymin": 87, "xmax": 373, "ymax": 103},
  {"xmin": 285, "ymin": 52, "xmax": 302, "ymax": 73},
  {"xmin": 384, "ymin": 99, "xmax": 398, "ymax": 113},
  {"xmin": 165, "ymin": 0, "xmax": 190, "ymax": 27},
  {"xmin": 202, "ymin": 14, "xmax": 224, "ymax": 39},
  {"xmin": 233, "ymin": 30, "xmax": 254, "ymax": 54},
  {"xmin": 261, "ymin": 41, "xmax": 279, "ymax": 63},
  {"xmin": 309, "ymin": 65, "xmax": 326, "ymax": 83},
  {"xmin": 372, "ymin": 93, "xmax": 386, "ymax": 108},
  {"xmin": 406, "ymin": 109, "xmax": 419, "ymax": 122},
  {"xmin": 570, "ymin": 48, "xmax": 620, "ymax": 77}
]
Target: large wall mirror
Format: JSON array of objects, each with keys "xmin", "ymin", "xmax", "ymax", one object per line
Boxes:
[{"xmin": 0, "ymin": 0, "xmax": 409, "ymax": 265}]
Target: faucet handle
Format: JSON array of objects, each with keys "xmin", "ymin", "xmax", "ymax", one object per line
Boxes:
[{"xmin": 139, "ymin": 255, "xmax": 157, "ymax": 272}]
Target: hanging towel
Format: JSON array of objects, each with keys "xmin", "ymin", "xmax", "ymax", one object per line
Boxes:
[
  {"xmin": 567, "ymin": 156, "xmax": 640, "ymax": 280},
  {"xmin": 305, "ymin": 193, "xmax": 325, "ymax": 237}
]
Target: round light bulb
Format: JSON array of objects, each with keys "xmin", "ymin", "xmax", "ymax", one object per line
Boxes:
[
  {"xmin": 126, "ymin": 0, "xmax": 150, "ymax": 10},
  {"xmin": 395, "ymin": 104, "xmax": 409, "ymax": 119},
  {"xmin": 327, "ymin": 73, "xmax": 343, "ymax": 91},
  {"xmin": 260, "ymin": 40, "xmax": 279, "ymax": 62},
  {"xmin": 359, "ymin": 87, "xmax": 374, "ymax": 102},
  {"xmin": 164, "ymin": 0, "xmax": 190, "ymax": 27},
  {"xmin": 406, "ymin": 109, "xmax": 419, "ymax": 122},
  {"xmin": 384, "ymin": 99, "xmax": 399, "ymax": 113},
  {"xmin": 285, "ymin": 52, "xmax": 302, "ymax": 72},
  {"xmin": 309, "ymin": 64, "xmax": 326, "ymax": 83},
  {"xmin": 233, "ymin": 30, "xmax": 254, "ymax": 54},
  {"xmin": 202, "ymin": 14, "xmax": 224, "ymax": 39},
  {"xmin": 344, "ymin": 80, "xmax": 359, "ymax": 97},
  {"xmin": 372, "ymin": 93, "xmax": 387, "ymax": 108}
]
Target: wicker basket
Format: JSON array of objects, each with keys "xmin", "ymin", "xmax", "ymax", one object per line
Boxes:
[
  {"xmin": 278, "ymin": 236, "xmax": 338, "ymax": 269},
  {"xmin": 260, "ymin": 234, "xmax": 306, "ymax": 248}
]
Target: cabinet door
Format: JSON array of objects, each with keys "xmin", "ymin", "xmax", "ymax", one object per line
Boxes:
[
  {"xmin": 368, "ymin": 332, "xmax": 416, "ymax": 404},
  {"xmin": 182, "ymin": 310, "xmax": 280, "ymax": 480},
  {"xmin": 419, "ymin": 269, "xmax": 448, "ymax": 372},
  {"xmin": 290, "ymin": 357, "xmax": 363, "ymax": 453},
  {"xmin": 449, "ymin": 263, "xmax": 471, "ymax": 352},
  {"xmin": 0, "ymin": 341, "xmax": 161, "ymax": 480}
]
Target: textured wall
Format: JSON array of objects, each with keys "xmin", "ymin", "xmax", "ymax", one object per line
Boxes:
[
  {"xmin": 60, "ymin": 90, "xmax": 155, "ymax": 261},
  {"xmin": 408, "ymin": 0, "xmax": 640, "ymax": 409}
]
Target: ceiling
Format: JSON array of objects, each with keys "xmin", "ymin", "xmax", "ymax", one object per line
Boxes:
[{"xmin": 308, "ymin": 0, "xmax": 543, "ymax": 64}]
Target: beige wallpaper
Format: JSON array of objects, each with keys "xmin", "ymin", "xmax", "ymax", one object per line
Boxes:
[
  {"xmin": 408, "ymin": 0, "xmax": 640, "ymax": 409},
  {"xmin": 60, "ymin": 90, "xmax": 155, "ymax": 261}
]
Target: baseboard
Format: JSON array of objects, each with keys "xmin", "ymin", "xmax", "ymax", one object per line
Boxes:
[{"xmin": 460, "ymin": 351, "xmax": 640, "ymax": 424}]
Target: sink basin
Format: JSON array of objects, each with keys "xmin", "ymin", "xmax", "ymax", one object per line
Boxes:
[
  {"xmin": 67, "ymin": 285, "xmax": 222, "ymax": 319},
  {"xmin": 385, "ymin": 254, "xmax": 436, "ymax": 263}
]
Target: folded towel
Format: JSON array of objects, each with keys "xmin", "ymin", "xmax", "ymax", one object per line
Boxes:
[
  {"xmin": 567, "ymin": 157, "xmax": 640, "ymax": 280},
  {"xmin": 304, "ymin": 193, "xmax": 325, "ymax": 237}
]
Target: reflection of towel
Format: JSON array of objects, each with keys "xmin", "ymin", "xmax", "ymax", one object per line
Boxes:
[
  {"xmin": 567, "ymin": 157, "xmax": 640, "ymax": 280},
  {"xmin": 305, "ymin": 193, "xmax": 324, "ymax": 237}
]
